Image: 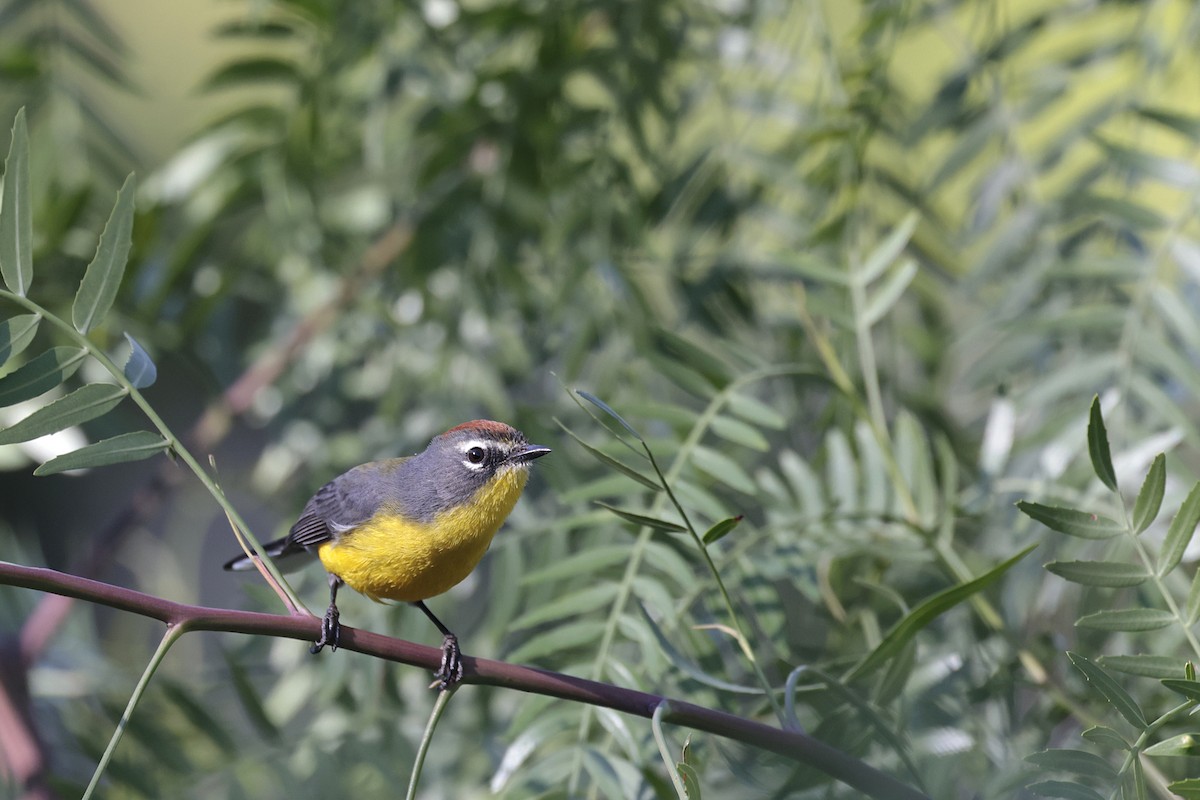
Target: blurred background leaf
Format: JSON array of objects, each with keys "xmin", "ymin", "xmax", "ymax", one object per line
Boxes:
[{"xmin": 1, "ymin": 0, "xmax": 1199, "ymax": 798}]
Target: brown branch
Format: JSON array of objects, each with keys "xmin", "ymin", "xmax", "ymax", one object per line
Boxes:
[{"xmin": 0, "ymin": 561, "xmax": 928, "ymax": 800}]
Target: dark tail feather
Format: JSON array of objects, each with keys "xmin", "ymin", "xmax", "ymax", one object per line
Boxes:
[{"xmin": 223, "ymin": 536, "xmax": 297, "ymax": 571}]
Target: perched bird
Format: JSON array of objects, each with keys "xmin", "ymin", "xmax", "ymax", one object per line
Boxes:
[{"xmin": 225, "ymin": 420, "xmax": 550, "ymax": 688}]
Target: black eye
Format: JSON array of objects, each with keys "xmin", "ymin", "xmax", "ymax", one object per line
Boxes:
[{"xmin": 466, "ymin": 447, "xmax": 486, "ymax": 464}]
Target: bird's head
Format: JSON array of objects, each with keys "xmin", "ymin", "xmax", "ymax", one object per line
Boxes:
[{"xmin": 413, "ymin": 420, "xmax": 550, "ymax": 514}]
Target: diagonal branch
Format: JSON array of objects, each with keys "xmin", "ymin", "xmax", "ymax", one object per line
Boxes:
[{"xmin": 0, "ymin": 560, "xmax": 928, "ymax": 800}]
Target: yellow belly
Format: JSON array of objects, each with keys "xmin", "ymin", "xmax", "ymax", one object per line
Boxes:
[{"xmin": 316, "ymin": 468, "xmax": 529, "ymax": 603}]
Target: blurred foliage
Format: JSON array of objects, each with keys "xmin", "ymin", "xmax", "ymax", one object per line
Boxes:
[{"xmin": 1, "ymin": 0, "xmax": 1200, "ymax": 797}]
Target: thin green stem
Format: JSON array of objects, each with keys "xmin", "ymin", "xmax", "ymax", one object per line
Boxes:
[
  {"xmin": 406, "ymin": 687, "xmax": 457, "ymax": 800},
  {"xmin": 82, "ymin": 622, "xmax": 187, "ymax": 800},
  {"xmin": 0, "ymin": 290, "xmax": 307, "ymax": 615},
  {"xmin": 567, "ymin": 365, "xmax": 808, "ymax": 791},
  {"xmin": 1113, "ymin": 700, "xmax": 1193, "ymax": 800},
  {"xmin": 644, "ymin": 445, "xmax": 786, "ymax": 722},
  {"xmin": 848, "ymin": 260, "xmax": 888, "ymax": 435},
  {"xmin": 651, "ymin": 701, "xmax": 688, "ymax": 800},
  {"xmin": 1118, "ymin": 506, "xmax": 1200, "ymax": 661}
]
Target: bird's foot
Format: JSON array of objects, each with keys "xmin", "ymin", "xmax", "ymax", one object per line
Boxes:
[
  {"xmin": 310, "ymin": 604, "xmax": 340, "ymax": 654},
  {"xmin": 430, "ymin": 633, "xmax": 463, "ymax": 690}
]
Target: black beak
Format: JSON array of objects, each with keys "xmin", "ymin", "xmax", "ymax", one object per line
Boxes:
[{"xmin": 511, "ymin": 444, "xmax": 551, "ymax": 463}]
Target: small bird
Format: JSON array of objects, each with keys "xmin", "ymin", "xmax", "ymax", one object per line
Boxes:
[{"xmin": 224, "ymin": 420, "xmax": 550, "ymax": 688}]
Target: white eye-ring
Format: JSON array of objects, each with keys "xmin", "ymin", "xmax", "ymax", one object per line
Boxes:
[{"xmin": 458, "ymin": 439, "xmax": 491, "ymax": 469}]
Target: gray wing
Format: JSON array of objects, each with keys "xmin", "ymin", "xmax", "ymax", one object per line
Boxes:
[{"xmin": 286, "ymin": 459, "xmax": 411, "ymax": 550}]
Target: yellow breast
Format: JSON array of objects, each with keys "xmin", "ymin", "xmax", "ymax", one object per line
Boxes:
[{"xmin": 317, "ymin": 467, "xmax": 530, "ymax": 603}]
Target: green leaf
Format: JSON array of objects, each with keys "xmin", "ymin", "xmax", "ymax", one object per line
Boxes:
[
  {"xmin": 1186, "ymin": 569, "xmax": 1200, "ymax": 625},
  {"xmin": 1026, "ymin": 781, "xmax": 1105, "ymax": 800},
  {"xmin": 709, "ymin": 415, "xmax": 770, "ymax": 451},
  {"xmin": 1044, "ymin": 560, "xmax": 1148, "ymax": 588},
  {"xmin": 1025, "ymin": 749, "xmax": 1116, "ymax": 779},
  {"xmin": 122, "ymin": 333, "xmax": 157, "ymax": 389},
  {"xmin": 1100, "ymin": 655, "xmax": 1186, "ymax": 679},
  {"xmin": 0, "ymin": 108, "xmax": 32, "ymax": 296},
  {"xmin": 676, "ymin": 761, "xmax": 702, "ymax": 800},
  {"xmin": 520, "ymin": 545, "xmax": 631, "ymax": 585},
  {"xmin": 0, "ymin": 347, "xmax": 88, "ymax": 408},
  {"xmin": 557, "ymin": 421, "xmax": 658, "ymax": 491},
  {"xmin": 635, "ymin": 603, "xmax": 761, "ymax": 694},
  {"xmin": 1075, "ymin": 608, "xmax": 1174, "ymax": 632},
  {"xmin": 652, "ymin": 328, "xmax": 733, "ymax": 389},
  {"xmin": 576, "ymin": 390, "xmax": 642, "ymax": 440},
  {"xmin": 702, "ymin": 516, "xmax": 742, "ymax": 545},
  {"xmin": 222, "ymin": 651, "xmax": 278, "ymax": 741},
  {"xmin": 34, "ymin": 431, "xmax": 169, "ymax": 476},
  {"xmin": 1144, "ymin": 733, "xmax": 1200, "ymax": 757},
  {"xmin": 1132, "ymin": 454, "xmax": 1166, "ymax": 534},
  {"xmin": 858, "ymin": 212, "xmax": 917, "ymax": 286},
  {"xmin": 595, "ymin": 501, "xmax": 686, "ymax": 533},
  {"xmin": 0, "ymin": 383, "xmax": 126, "ymax": 445},
  {"xmin": 506, "ymin": 620, "xmax": 606, "ymax": 663},
  {"xmin": 1161, "ymin": 679, "xmax": 1200, "ymax": 702},
  {"xmin": 1169, "ymin": 778, "xmax": 1200, "ymax": 799},
  {"xmin": 0, "ymin": 313, "xmax": 40, "ymax": 365},
  {"xmin": 1081, "ymin": 726, "xmax": 1129, "ymax": 750},
  {"xmin": 846, "ymin": 544, "xmax": 1035, "ymax": 682},
  {"xmin": 1158, "ymin": 481, "xmax": 1200, "ymax": 576},
  {"xmin": 73, "ymin": 174, "xmax": 136, "ymax": 332},
  {"xmin": 1017, "ymin": 502, "xmax": 1122, "ymax": 539},
  {"xmin": 863, "ymin": 259, "xmax": 918, "ymax": 327},
  {"xmin": 1068, "ymin": 652, "xmax": 1146, "ymax": 728},
  {"xmin": 203, "ymin": 57, "xmax": 301, "ymax": 90},
  {"xmin": 508, "ymin": 583, "xmax": 619, "ymax": 631},
  {"xmin": 725, "ymin": 392, "xmax": 786, "ymax": 430},
  {"xmin": 691, "ymin": 445, "xmax": 757, "ymax": 495},
  {"xmin": 1087, "ymin": 396, "xmax": 1118, "ymax": 492}
]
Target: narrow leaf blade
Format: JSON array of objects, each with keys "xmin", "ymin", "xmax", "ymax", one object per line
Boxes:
[
  {"xmin": 1068, "ymin": 652, "xmax": 1146, "ymax": 727},
  {"xmin": 557, "ymin": 421, "xmax": 659, "ymax": 490},
  {"xmin": 1025, "ymin": 749, "xmax": 1117, "ymax": 779},
  {"xmin": 34, "ymin": 431, "xmax": 169, "ymax": 475},
  {"xmin": 847, "ymin": 544, "xmax": 1036, "ymax": 681},
  {"xmin": 858, "ymin": 212, "xmax": 917, "ymax": 286},
  {"xmin": 1161, "ymin": 679, "xmax": 1200, "ymax": 702},
  {"xmin": 1169, "ymin": 779, "xmax": 1200, "ymax": 799},
  {"xmin": 1158, "ymin": 481, "xmax": 1200, "ymax": 576},
  {"xmin": 1087, "ymin": 396, "xmax": 1118, "ymax": 491},
  {"xmin": 0, "ymin": 108, "xmax": 32, "ymax": 296},
  {"xmin": 73, "ymin": 174, "xmax": 136, "ymax": 333},
  {"xmin": 1081, "ymin": 726, "xmax": 1129, "ymax": 751},
  {"xmin": 0, "ymin": 383, "xmax": 126, "ymax": 445},
  {"xmin": 702, "ymin": 516, "xmax": 743, "ymax": 545},
  {"xmin": 1186, "ymin": 569, "xmax": 1200, "ymax": 625},
  {"xmin": 863, "ymin": 259, "xmax": 918, "ymax": 327},
  {"xmin": 1075, "ymin": 608, "xmax": 1174, "ymax": 632},
  {"xmin": 122, "ymin": 333, "xmax": 157, "ymax": 389},
  {"xmin": 0, "ymin": 313, "xmax": 40, "ymax": 365},
  {"xmin": 692, "ymin": 445, "xmax": 757, "ymax": 495},
  {"xmin": 0, "ymin": 347, "xmax": 88, "ymax": 407},
  {"xmin": 595, "ymin": 501, "xmax": 686, "ymax": 532},
  {"xmin": 726, "ymin": 392, "xmax": 786, "ymax": 430},
  {"xmin": 1017, "ymin": 502, "xmax": 1122, "ymax": 539},
  {"xmin": 1143, "ymin": 734, "xmax": 1200, "ymax": 757},
  {"xmin": 1044, "ymin": 560, "xmax": 1148, "ymax": 587},
  {"xmin": 1132, "ymin": 454, "xmax": 1166, "ymax": 534},
  {"xmin": 1099, "ymin": 655, "xmax": 1186, "ymax": 679},
  {"xmin": 576, "ymin": 390, "xmax": 642, "ymax": 440}
]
